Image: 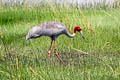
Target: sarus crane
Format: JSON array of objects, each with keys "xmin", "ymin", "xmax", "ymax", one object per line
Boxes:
[{"xmin": 26, "ymin": 21, "xmax": 85, "ymax": 63}]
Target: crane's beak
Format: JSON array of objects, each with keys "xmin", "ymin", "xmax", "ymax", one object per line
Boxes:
[{"xmin": 80, "ymin": 31, "xmax": 85, "ymax": 39}]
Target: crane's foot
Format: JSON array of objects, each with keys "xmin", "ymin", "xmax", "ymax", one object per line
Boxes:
[
  {"xmin": 48, "ymin": 50, "xmax": 51, "ymax": 60},
  {"xmin": 55, "ymin": 53, "xmax": 64, "ymax": 64}
]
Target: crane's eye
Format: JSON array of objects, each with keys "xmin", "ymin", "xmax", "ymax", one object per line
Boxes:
[{"xmin": 77, "ymin": 27, "xmax": 81, "ymax": 31}]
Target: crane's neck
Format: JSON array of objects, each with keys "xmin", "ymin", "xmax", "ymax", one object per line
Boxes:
[{"xmin": 65, "ymin": 27, "xmax": 78, "ymax": 38}]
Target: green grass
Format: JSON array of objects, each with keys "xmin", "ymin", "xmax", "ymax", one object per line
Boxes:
[{"xmin": 0, "ymin": 6, "xmax": 120, "ymax": 80}]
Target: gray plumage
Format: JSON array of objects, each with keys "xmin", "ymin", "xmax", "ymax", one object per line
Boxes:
[{"xmin": 26, "ymin": 21, "xmax": 75, "ymax": 41}]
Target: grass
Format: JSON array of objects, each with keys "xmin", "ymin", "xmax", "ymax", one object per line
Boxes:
[{"xmin": 0, "ymin": 5, "xmax": 120, "ymax": 80}]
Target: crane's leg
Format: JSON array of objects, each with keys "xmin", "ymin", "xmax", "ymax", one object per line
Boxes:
[
  {"xmin": 54, "ymin": 40, "xmax": 64, "ymax": 63},
  {"xmin": 48, "ymin": 40, "xmax": 53, "ymax": 60}
]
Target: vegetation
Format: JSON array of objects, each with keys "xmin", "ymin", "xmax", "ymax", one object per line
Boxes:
[{"xmin": 0, "ymin": 5, "xmax": 120, "ymax": 80}]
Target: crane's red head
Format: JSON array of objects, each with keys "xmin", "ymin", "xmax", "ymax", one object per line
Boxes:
[
  {"xmin": 74, "ymin": 25, "xmax": 85, "ymax": 39},
  {"xmin": 74, "ymin": 26, "xmax": 82, "ymax": 33}
]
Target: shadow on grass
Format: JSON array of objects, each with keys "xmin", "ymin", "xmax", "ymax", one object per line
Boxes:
[{"xmin": 1, "ymin": 50, "xmax": 120, "ymax": 68}]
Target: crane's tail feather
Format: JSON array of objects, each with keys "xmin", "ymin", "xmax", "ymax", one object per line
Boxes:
[{"xmin": 26, "ymin": 34, "xmax": 30, "ymax": 43}]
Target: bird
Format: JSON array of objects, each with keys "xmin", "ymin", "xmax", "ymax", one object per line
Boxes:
[{"xmin": 26, "ymin": 21, "xmax": 85, "ymax": 63}]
